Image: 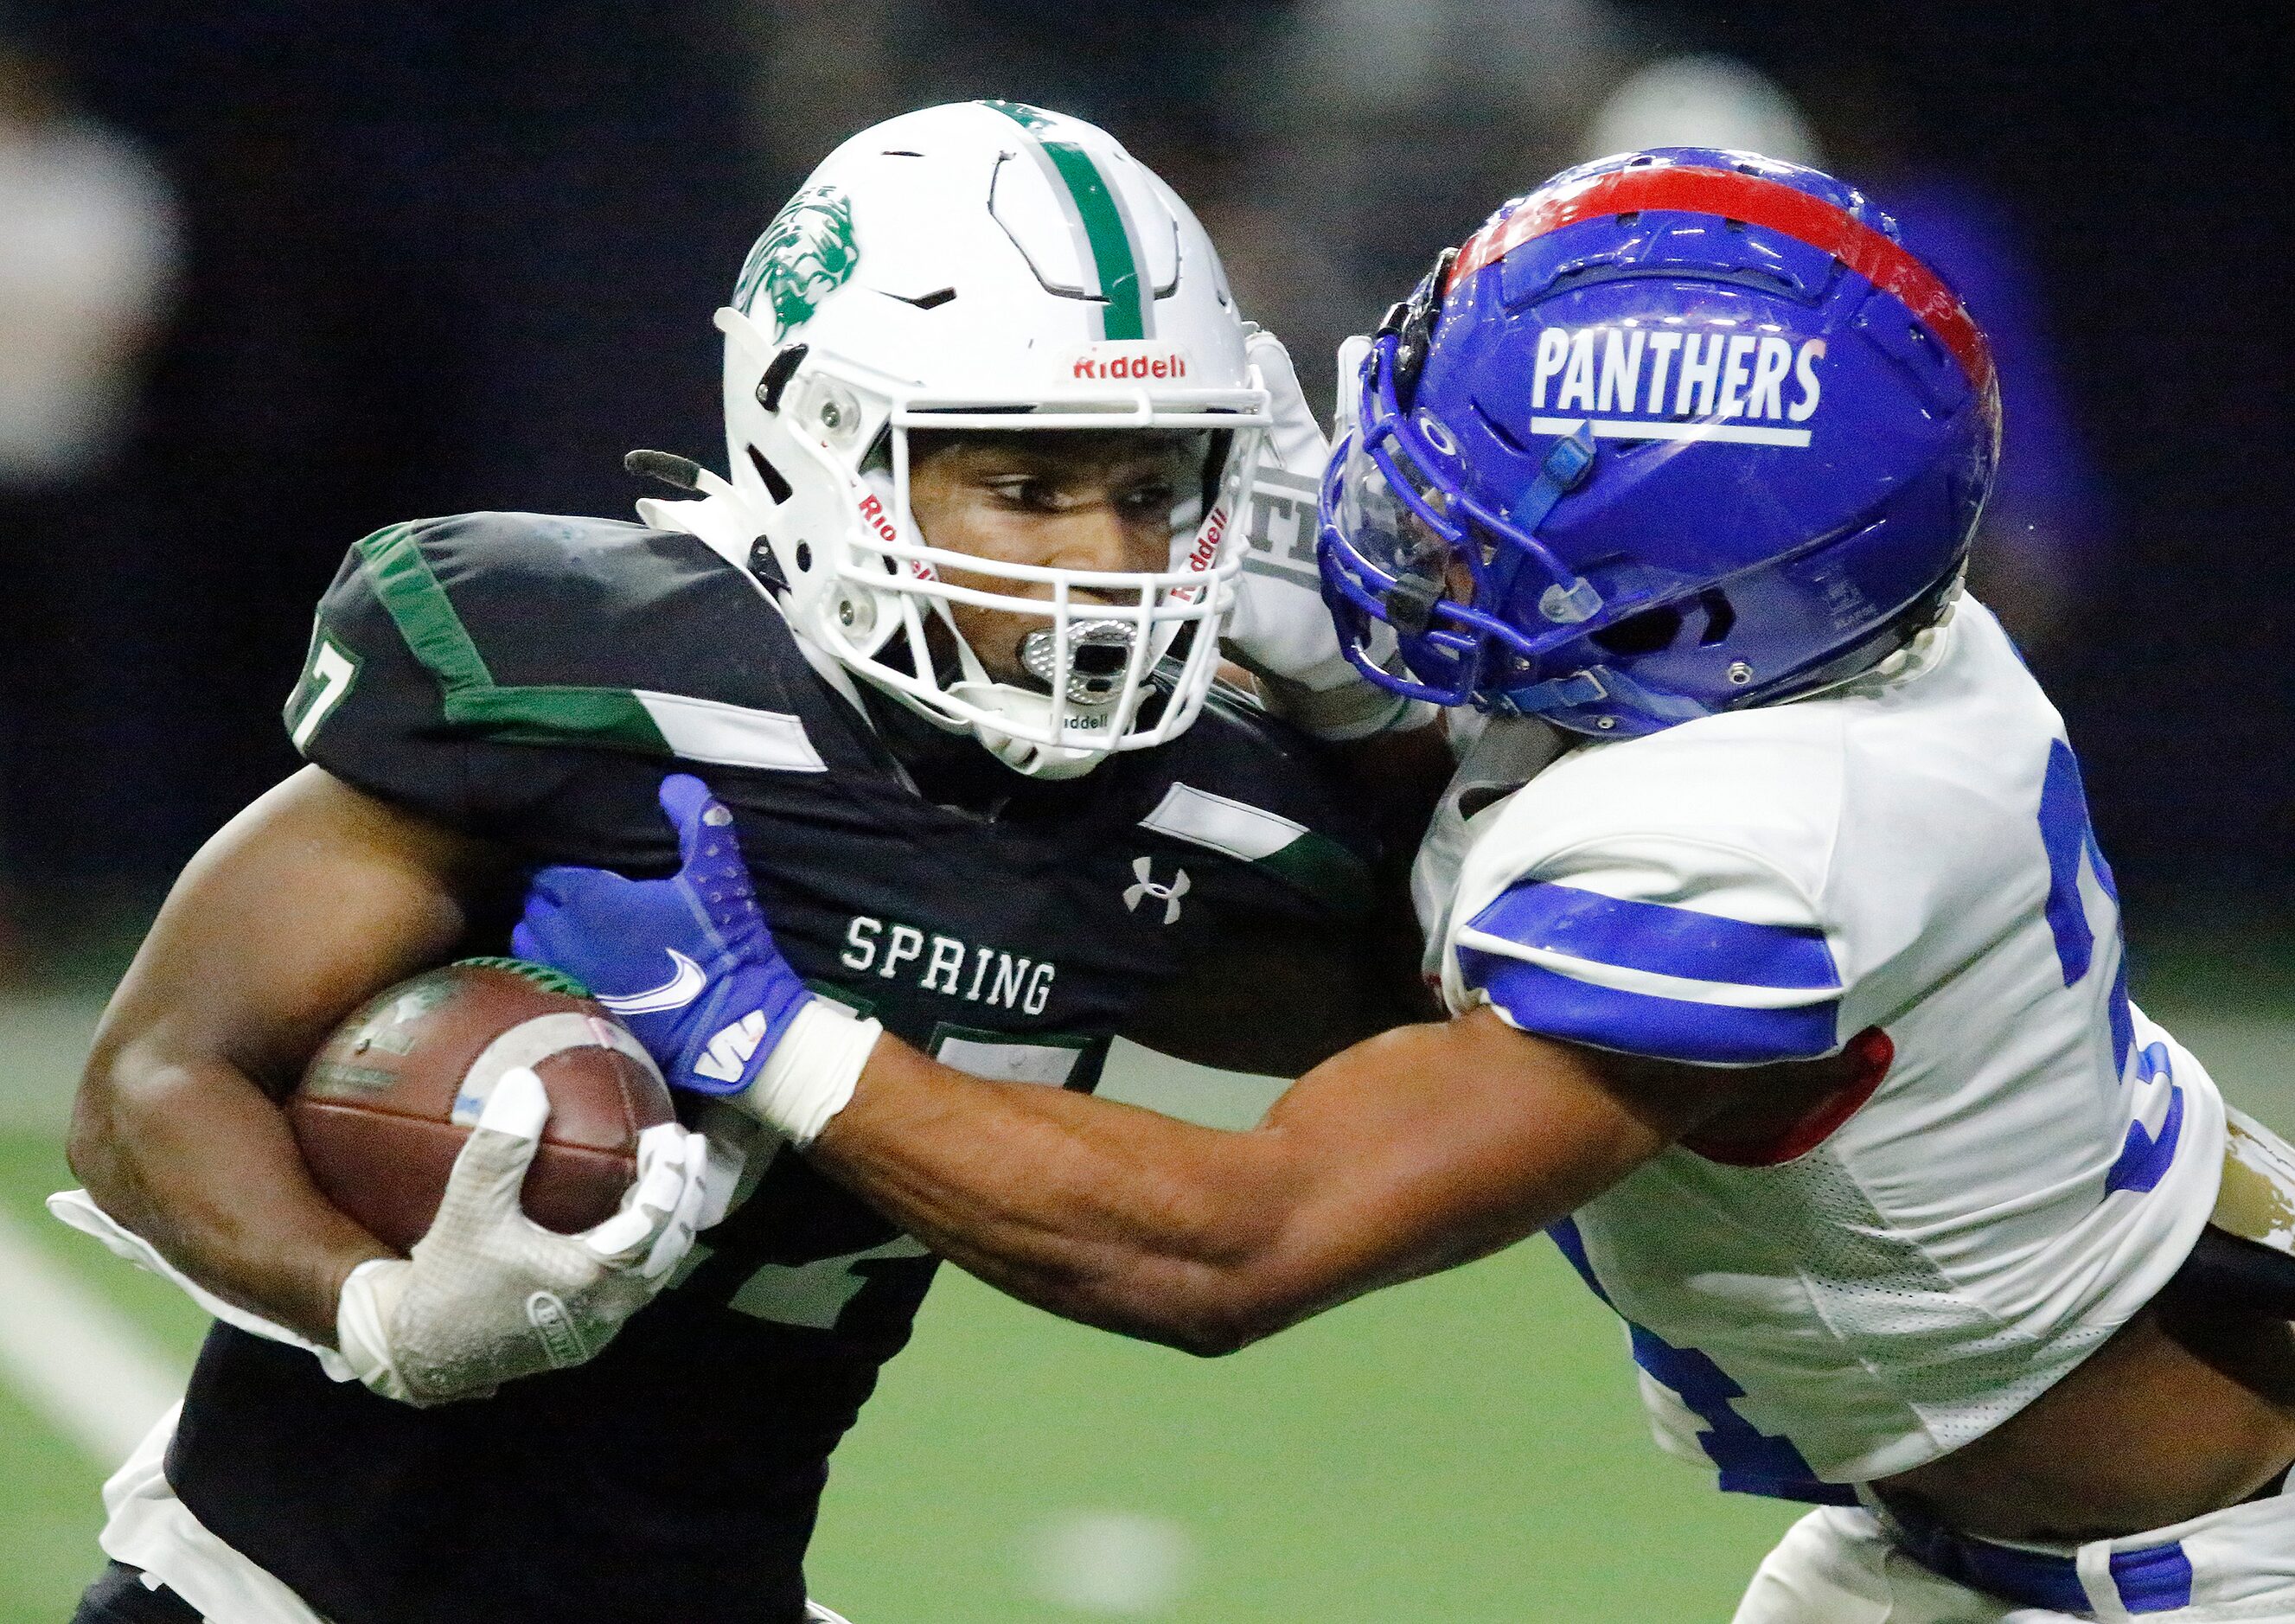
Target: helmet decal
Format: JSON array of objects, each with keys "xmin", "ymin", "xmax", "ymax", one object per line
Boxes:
[
  {"xmin": 983, "ymin": 100, "xmax": 1152, "ymax": 340},
  {"xmin": 734, "ymin": 184, "xmax": 860, "ymax": 339}
]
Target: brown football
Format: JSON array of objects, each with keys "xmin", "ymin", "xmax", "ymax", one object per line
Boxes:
[{"xmin": 287, "ymin": 958, "xmax": 675, "ymax": 1255}]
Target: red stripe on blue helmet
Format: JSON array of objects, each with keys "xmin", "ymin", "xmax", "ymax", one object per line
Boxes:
[{"xmin": 1448, "ymin": 163, "xmax": 1996, "ymax": 399}]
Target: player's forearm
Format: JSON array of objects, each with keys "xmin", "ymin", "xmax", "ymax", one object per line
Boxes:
[
  {"xmin": 71, "ymin": 1039, "xmax": 395, "ymax": 1346},
  {"xmin": 811, "ymin": 1039, "xmax": 1312, "ymax": 1353},
  {"xmin": 810, "ymin": 1013, "xmax": 1640, "ymax": 1355}
]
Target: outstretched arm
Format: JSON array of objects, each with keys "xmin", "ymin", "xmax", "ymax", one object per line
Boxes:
[
  {"xmin": 807, "ymin": 1007, "xmax": 1718, "ymax": 1354},
  {"xmin": 520, "ymin": 777, "xmax": 1786, "ymax": 1355}
]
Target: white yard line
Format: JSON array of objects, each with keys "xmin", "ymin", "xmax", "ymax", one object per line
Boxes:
[{"xmin": 0, "ymin": 1205, "xmax": 184, "ymax": 1465}]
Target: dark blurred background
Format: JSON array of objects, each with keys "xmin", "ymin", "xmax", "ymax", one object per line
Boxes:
[{"xmin": 0, "ymin": 0, "xmax": 2285, "ymax": 976}]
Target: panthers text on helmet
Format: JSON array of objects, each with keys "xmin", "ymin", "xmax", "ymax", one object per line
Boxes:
[{"xmin": 1529, "ymin": 323, "xmax": 1825, "ymax": 438}]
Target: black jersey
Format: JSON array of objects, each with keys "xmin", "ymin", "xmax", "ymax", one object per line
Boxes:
[{"xmin": 169, "ymin": 511, "xmax": 1378, "ymax": 1624}]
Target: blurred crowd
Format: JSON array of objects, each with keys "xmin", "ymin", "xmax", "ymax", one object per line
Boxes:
[
  {"xmin": 0, "ymin": 29, "xmax": 176, "ymax": 971},
  {"xmin": 0, "ymin": 0, "xmax": 2282, "ymax": 972},
  {"xmin": 745, "ymin": 0, "xmax": 2105, "ymax": 644}
]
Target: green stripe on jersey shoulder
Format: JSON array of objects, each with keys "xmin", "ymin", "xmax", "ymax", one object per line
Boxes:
[
  {"xmin": 1254, "ymin": 832, "xmax": 1374, "ymax": 918},
  {"xmin": 359, "ymin": 524, "xmax": 494, "ymax": 690},
  {"xmin": 346, "ymin": 523, "xmax": 826, "ymax": 772},
  {"xmin": 1138, "ymin": 783, "xmax": 1372, "ymax": 916},
  {"xmin": 981, "ymin": 99, "xmax": 1148, "ymax": 342}
]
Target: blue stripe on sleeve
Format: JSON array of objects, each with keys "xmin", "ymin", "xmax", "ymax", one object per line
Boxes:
[
  {"xmin": 1466, "ymin": 883, "xmax": 1838, "ymax": 992},
  {"xmin": 1460, "ymin": 945, "xmax": 1840, "ymax": 1065}
]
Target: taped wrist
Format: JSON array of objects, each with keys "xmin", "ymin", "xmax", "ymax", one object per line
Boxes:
[
  {"xmin": 335, "ymin": 1256, "xmax": 414, "ymax": 1402},
  {"xmin": 737, "ymin": 997, "xmax": 881, "ymax": 1148}
]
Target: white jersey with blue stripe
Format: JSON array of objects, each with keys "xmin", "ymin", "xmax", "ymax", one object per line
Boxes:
[{"xmin": 1420, "ymin": 599, "xmax": 2224, "ymax": 1496}]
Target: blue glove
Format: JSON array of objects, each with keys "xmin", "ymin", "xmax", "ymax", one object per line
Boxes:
[{"xmin": 515, "ymin": 775, "xmax": 812, "ymax": 1097}]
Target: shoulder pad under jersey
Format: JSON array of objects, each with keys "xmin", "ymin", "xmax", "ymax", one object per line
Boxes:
[{"xmin": 283, "ymin": 512, "xmax": 839, "ymax": 833}]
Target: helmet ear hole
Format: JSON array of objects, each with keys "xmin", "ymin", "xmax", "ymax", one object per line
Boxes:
[
  {"xmin": 1697, "ymin": 590, "xmax": 1736, "ymax": 645},
  {"xmin": 1592, "ymin": 604, "xmax": 1683, "ymax": 657}
]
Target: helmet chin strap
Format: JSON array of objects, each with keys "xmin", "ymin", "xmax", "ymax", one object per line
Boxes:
[
  {"xmin": 943, "ymin": 613, "xmax": 1121, "ymax": 779},
  {"xmin": 954, "ymin": 689, "xmax": 1109, "ymax": 779}
]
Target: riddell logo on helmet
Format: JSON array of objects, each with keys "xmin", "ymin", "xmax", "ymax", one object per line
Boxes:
[
  {"xmin": 1170, "ymin": 503, "xmax": 1229, "ymax": 604},
  {"xmin": 856, "ymin": 492, "xmax": 906, "ymax": 549},
  {"xmin": 1525, "ymin": 324, "xmax": 1825, "ymax": 448},
  {"xmin": 1184, "ymin": 503, "xmax": 1228, "ymax": 572},
  {"xmin": 856, "ymin": 492, "xmax": 930, "ymax": 578},
  {"xmin": 1069, "ymin": 343, "xmax": 1192, "ymax": 382}
]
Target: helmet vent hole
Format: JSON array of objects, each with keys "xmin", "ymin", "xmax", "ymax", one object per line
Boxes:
[
  {"xmin": 745, "ymin": 445, "xmax": 794, "ymax": 505},
  {"xmin": 880, "ymin": 149, "xmax": 924, "ymax": 157},
  {"xmin": 1591, "ymin": 604, "xmax": 1682, "ymax": 658},
  {"xmin": 1469, "ymin": 398, "xmax": 1534, "ymax": 457},
  {"xmin": 1724, "ymin": 217, "xmax": 1747, "ymax": 233},
  {"xmin": 758, "ymin": 344, "xmax": 808, "ymax": 413},
  {"xmin": 794, "ymin": 541, "xmax": 813, "ymax": 572},
  {"xmin": 1697, "ymin": 591, "xmax": 1736, "ymax": 645},
  {"xmin": 1616, "ymin": 210, "xmax": 1640, "ymax": 227},
  {"xmin": 901, "ymin": 286, "xmax": 957, "ymax": 310}
]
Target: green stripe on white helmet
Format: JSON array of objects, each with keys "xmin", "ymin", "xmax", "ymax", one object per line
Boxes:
[
  {"xmin": 710, "ymin": 102, "xmax": 1271, "ymax": 777},
  {"xmin": 981, "ymin": 99, "xmax": 1153, "ymax": 342}
]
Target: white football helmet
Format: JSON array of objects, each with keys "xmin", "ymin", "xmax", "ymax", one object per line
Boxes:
[{"xmin": 716, "ymin": 100, "xmax": 1272, "ymax": 777}]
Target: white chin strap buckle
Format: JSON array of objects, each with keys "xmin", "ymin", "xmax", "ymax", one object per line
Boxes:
[
  {"xmin": 951, "ymin": 682, "xmax": 1113, "ymax": 780},
  {"xmin": 975, "ymin": 723, "xmax": 1105, "ymax": 780},
  {"xmin": 1019, "ymin": 618, "xmax": 1138, "ymax": 704}
]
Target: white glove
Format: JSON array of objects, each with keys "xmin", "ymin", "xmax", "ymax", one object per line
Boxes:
[
  {"xmin": 336, "ymin": 1066, "xmax": 709, "ymax": 1406},
  {"xmin": 1225, "ymin": 328, "xmax": 1434, "ymax": 741}
]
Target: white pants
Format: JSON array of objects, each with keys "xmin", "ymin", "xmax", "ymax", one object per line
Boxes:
[{"xmin": 1736, "ymin": 1496, "xmax": 2295, "ymax": 1623}]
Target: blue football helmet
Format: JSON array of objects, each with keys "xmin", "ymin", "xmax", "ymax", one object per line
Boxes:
[{"xmin": 1318, "ymin": 147, "xmax": 2000, "ymax": 736}]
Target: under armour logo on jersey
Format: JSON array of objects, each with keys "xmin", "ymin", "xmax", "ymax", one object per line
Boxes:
[
  {"xmin": 694, "ymin": 1009, "xmax": 768, "ymax": 1084},
  {"xmin": 1124, "ymin": 857, "xmax": 1191, "ymax": 925}
]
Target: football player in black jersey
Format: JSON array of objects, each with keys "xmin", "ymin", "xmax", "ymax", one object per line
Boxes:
[{"xmin": 60, "ymin": 104, "xmax": 1440, "ymax": 1624}]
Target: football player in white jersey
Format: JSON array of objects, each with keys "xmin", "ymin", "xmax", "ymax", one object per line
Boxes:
[{"xmin": 520, "ymin": 148, "xmax": 2295, "ymax": 1621}]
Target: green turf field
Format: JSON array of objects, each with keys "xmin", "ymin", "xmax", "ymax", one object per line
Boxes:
[{"xmin": 0, "ymin": 950, "xmax": 2286, "ymax": 1624}]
